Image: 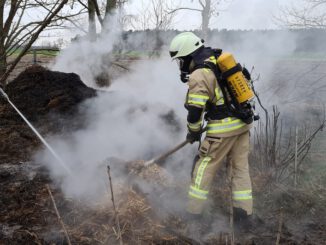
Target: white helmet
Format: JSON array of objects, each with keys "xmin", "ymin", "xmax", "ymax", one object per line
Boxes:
[{"xmin": 169, "ymin": 32, "xmax": 204, "ymax": 59}]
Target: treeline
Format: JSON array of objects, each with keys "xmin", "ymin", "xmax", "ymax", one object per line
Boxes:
[{"xmin": 118, "ymin": 29, "xmax": 326, "ymax": 54}]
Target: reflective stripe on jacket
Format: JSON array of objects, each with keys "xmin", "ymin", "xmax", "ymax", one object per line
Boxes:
[{"xmin": 207, "ymin": 117, "xmax": 246, "ymax": 134}]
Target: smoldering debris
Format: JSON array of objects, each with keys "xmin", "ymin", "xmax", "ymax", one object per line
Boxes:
[
  {"xmin": 1, "ymin": 58, "xmax": 325, "ymax": 244},
  {"xmin": 0, "ymin": 161, "xmax": 187, "ymax": 244}
]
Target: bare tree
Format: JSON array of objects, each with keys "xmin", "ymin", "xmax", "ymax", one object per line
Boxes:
[
  {"xmin": 169, "ymin": 0, "xmax": 228, "ymax": 39},
  {"xmin": 104, "ymin": 0, "xmax": 127, "ymax": 31},
  {"xmin": 0, "ymin": 0, "xmax": 89, "ymax": 85},
  {"xmin": 277, "ymin": 0, "xmax": 326, "ymax": 28},
  {"xmin": 105, "ymin": 0, "xmax": 117, "ymax": 16},
  {"xmin": 128, "ymin": 0, "xmax": 177, "ymax": 31},
  {"xmin": 88, "ymin": 0, "xmax": 97, "ymax": 40},
  {"xmin": 125, "ymin": 0, "xmax": 177, "ymax": 53},
  {"xmin": 0, "ymin": 0, "xmax": 129, "ymax": 85},
  {"xmin": 83, "ymin": 0, "xmax": 127, "ymax": 33}
]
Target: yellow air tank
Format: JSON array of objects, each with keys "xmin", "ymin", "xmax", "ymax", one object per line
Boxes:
[{"xmin": 217, "ymin": 52, "xmax": 254, "ymax": 104}]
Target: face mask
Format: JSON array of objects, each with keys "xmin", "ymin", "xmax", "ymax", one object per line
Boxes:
[
  {"xmin": 180, "ymin": 71, "xmax": 190, "ymax": 83},
  {"xmin": 176, "ymin": 58, "xmax": 184, "ymax": 69},
  {"xmin": 177, "ymin": 56, "xmax": 192, "ymax": 83}
]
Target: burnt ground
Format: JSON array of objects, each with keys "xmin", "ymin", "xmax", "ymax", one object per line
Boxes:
[{"xmin": 0, "ymin": 63, "xmax": 325, "ymax": 244}]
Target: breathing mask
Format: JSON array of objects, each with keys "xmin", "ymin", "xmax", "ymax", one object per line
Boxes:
[{"xmin": 177, "ymin": 56, "xmax": 192, "ymax": 83}]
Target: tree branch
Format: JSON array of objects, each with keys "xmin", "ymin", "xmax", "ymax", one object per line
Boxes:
[
  {"xmin": 0, "ymin": 0, "xmax": 68, "ymax": 84},
  {"xmin": 168, "ymin": 7, "xmax": 201, "ymax": 15}
]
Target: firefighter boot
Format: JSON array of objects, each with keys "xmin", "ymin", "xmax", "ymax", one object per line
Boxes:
[
  {"xmin": 233, "ymin": 207, "xmax": 252, "ymax": 232},
  {"xmin": 233, "ymin": 207, "xmax": 263, "ymax": 233},
  {"xmin": 183, "ymin": 213, "xmax": 204, "ymax": 242}
]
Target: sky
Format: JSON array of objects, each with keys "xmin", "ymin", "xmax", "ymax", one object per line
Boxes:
[
  {"xmin": 126, "ymin": 0, "xmax": 294, "ymax": 31},
  {"xmin": 36, "ymin": 0, "xmax": 298, "ymax": 46}
]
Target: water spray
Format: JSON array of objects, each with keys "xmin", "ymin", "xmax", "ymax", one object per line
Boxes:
[{"xmin": 0, "ymin": 87, "xmax": 72, "ymax": 175}]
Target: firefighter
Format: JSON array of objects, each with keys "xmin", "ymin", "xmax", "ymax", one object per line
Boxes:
[{"xmin": 169, "ymin": 32, "xmax": 254, "ymax": 224}]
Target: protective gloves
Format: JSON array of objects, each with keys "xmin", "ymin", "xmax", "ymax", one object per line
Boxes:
[{"xmin": 186, "ymin": 129, "xmax": 202, "ymax": 144}]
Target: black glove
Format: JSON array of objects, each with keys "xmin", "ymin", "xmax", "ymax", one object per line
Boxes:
[{"xmin": 186, "ymin": 130, "xmax": 202, "ymax": 144}]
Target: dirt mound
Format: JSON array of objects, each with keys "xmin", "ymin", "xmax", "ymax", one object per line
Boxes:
[
  {"xmin": 5, "ymin": 65, "xmax": 96, "ymax": 121},
  {"xmin": 0, "ymin": 65, "xmax": 97, "ymax": 163}
]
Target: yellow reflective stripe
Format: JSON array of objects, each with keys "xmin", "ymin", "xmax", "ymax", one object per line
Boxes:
[
  {"xmin": 234, "ymin": 190, "xmax": 252, "ymax": 194},
  {"xmin": 223, "ymin": 118, "xmax": 232, "ymax": 122},
  {"xmin": 188, "ymin": 186, "xmax": 208, "ymax": 200},
  {"xmin": 188, "ymin": 94, "xmax": 209, "ymax": 100},
  {"xmin": 188, "ymin": 100, "xmax": 206, "ymax": 106},
  {"xmin": 189, "ymin": 192, "xmax": 206, "ymax": 200},
  {"xmin": 214, "ymin": 88, "xmax": 224, "ymax": 105},
  {"xmin": 194, "ymin": 157, "xmax": 211, "ymax": 188},
  {"xmin": 188, "ymin": 120, "xmax": 202, "ymax": 131},
  {"xmin": 187, "ymin": 94, "xmax": 209, "ymax": 106},
  {"xmin": 233, "ymin": 190, "xmax": 252, "ymax": 200},
  {"xmin": 207, "ymin": 119, "xmax": 245, "ymax": 134}
]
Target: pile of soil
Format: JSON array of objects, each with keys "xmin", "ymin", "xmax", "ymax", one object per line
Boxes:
[{"xmin": 0, "ymin": 65, "xmax": 96, "ymax": 162}]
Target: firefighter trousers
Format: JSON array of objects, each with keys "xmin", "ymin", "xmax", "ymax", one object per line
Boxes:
[{"xmin": 187, "ymin": 131, "xmax": 253, "ymax": 215}]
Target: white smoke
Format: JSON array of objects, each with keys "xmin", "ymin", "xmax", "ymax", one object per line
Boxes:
[
  {"xmin": 36, "ymin": 20, "xmax": 197, "ymax": 205},
  {"xmin": 52, "ymin": 16, "xmax": 122, "ymax": 87},
  {"xmin": 36, "ymin": 13, "xmax": 325, "ymax": 220}
]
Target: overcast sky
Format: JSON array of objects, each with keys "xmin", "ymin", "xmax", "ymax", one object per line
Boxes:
[
  {"xmin": 126, "ymin": 0, "xmax": 295, "ymax": 30},
  {"xmin": 38, "ymin": 0, "xmax": 298, "ymax": 46}
]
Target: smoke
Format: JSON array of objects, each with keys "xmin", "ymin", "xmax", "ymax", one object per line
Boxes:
[
  {"xmin": 219, "ymin": 0, "xmax": 280, "ymax": 30},
  {"xmin": 35, "ymin": 14, "xmax": 326, "ymax": 232},
  {"xmin": 36, "ymin": 18, "xmax": 197, "ymax": 209},
  {"xmin": 52, "ymin": 17, "xmax": 122, "ymax": 88}
]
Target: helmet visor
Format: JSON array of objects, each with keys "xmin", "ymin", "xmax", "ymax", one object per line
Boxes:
[{"xmin": 170, "ymin": 51, "xmax": 178, "ymax": 58}]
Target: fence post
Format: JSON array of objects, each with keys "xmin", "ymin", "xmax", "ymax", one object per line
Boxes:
[{"xmin": 33, "ymin": 49, "xmax": 37, "ymax": 64}]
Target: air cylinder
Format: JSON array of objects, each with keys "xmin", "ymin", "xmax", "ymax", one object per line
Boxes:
[{"xmin": 217, "ymin": 52, "xmax": 254, "ymax": 104}]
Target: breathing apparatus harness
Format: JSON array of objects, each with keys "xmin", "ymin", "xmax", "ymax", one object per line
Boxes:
[{"xmin": 190, "ymin": 47, "xmax": 259, "ymax": 124}]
